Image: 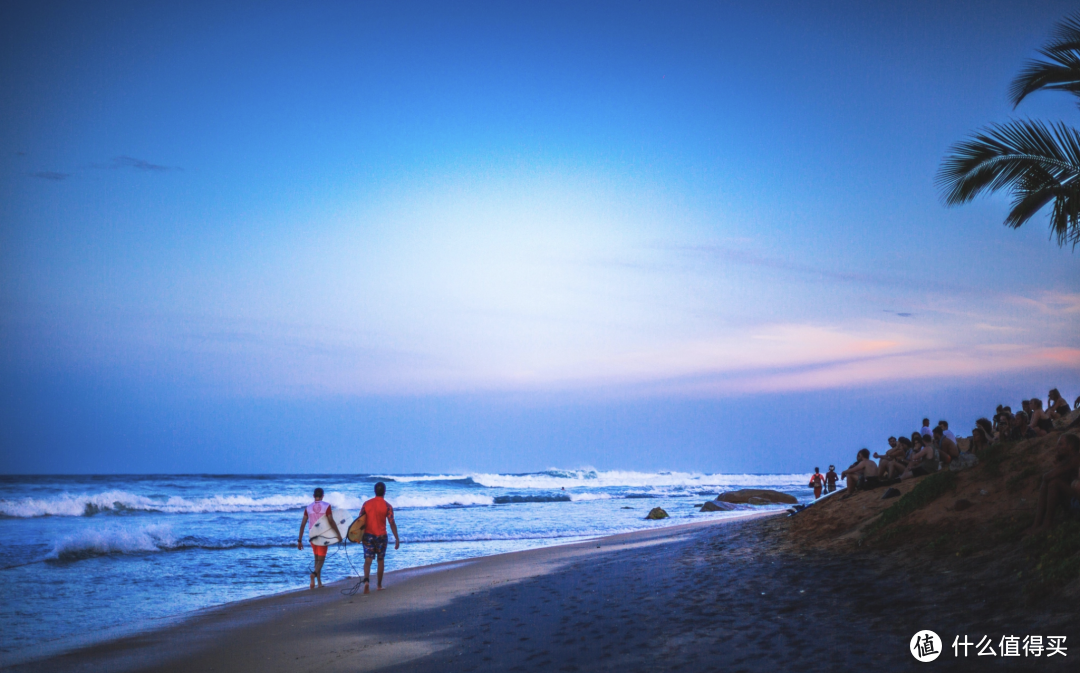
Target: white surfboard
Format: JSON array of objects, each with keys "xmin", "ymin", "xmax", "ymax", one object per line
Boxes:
[{"xmin": 309, "ymin": 508, "xmax": 353, "ymax": 546}]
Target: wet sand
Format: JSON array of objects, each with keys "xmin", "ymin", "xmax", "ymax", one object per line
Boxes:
[{"xmin": 7, "ymin": 510, "xmax": 1076, "ymax": 672}]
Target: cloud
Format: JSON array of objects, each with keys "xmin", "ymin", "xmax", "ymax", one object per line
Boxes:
[
  {"xmin": 103, "ymin": 156, "xmax": 180, "ymax": 172},
  {"xmin": 30, "ymin": 171, "xmax": 71, "ymax": 181}
]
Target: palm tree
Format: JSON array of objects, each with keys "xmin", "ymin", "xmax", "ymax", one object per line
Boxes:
[{"xmin": 937, "ymin": 13, "xmax": 1080, "ymax": 248}]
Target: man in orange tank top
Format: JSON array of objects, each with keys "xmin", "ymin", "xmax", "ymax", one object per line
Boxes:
[{"xmin": 360, "ymin": 481, "xmax": 400, "ymax": 590}]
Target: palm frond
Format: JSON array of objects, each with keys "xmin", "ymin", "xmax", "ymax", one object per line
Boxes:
[
  {"xmin": 937, "ymin": 119, "xmax": 1080, "ymax": 247},
  {"xmin": 1045, "ymin": 13, "xmax": 1080, "ymax": 53},
  {"xmin": 1009, "ymin": 13, "xmax": 1080, "ymax": 107}
]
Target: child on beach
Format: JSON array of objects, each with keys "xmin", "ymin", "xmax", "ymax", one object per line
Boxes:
[
  {"xmin": 809, "ymin": 468, "xmax": 825, "ymax": 499},
  {"xmin": 297, "ymin": 488, "xmax": 342, "ymax": 590},
  {"xmin": 359, "ymin": 481, "xmax": 400, "ymax": 591}
]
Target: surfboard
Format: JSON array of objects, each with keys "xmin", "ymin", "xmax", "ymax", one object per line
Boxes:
[
  {"xmin": 309, "ymin": 508, "xmax": 353, "ymax": 546},
  {"xmin": 347, "ymin": 512, "xmax": 366, "ymax": 543}
]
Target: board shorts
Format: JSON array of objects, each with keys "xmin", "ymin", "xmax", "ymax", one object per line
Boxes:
[
  {"xmin": 362, "ymin": 533, "xmax": 388, "ymax": 560},
  {"xmin": 311, "ymin": 542, "xmax": 328, "ymax": 558}
]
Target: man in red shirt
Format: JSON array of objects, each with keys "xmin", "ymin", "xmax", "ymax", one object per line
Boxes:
[{"xmin": 360, "ymin": 481, "xmax": 400, "ymax": 590}]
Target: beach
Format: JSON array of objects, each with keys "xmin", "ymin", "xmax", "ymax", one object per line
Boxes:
[
  {"xmin": 9, "ymin": 509, "xmax": 1076, "ymax": 673},
  {"xmin": 0, "ymin": 471, "xmax": 809, "ymax": 662}
]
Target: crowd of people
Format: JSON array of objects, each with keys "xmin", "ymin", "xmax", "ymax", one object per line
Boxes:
[{"xmin": 811, "ymin": 388, "xmax": 1080, "ymax": 528}]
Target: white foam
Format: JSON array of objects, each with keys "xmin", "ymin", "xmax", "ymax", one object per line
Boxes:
[
  {"xmin": 46, "ymin": 524, "xmax": 177, "ymax": 560},
  {"xmin": 390, "ymin": 494, "xmax": 495, "ymax": 508},
  {"xmin": 464, "ymin": 469, "xmax": 811, "ymax": 490},
  {"xmin": 568, "ymin": 492, "xmax": 613, "ymax": 502},
  {"xmin": 0, "ymin": 490, "xmax": 364, "ymax": 518}
]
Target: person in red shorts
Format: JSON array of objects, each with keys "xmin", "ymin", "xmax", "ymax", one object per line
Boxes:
[
  {"xmin": 297, "ymin": 488, "xmax": 342, "ymax": 590},
  {"xmin": 360, "ymin": 481, "xmax": 400, "ymax": 590},
  {"xmin": 809, "ymin": 467, "xmax": 825, "ymax": 499}
]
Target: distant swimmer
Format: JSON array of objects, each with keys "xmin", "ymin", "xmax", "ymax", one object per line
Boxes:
[
  {"xmin": 809, "ymin": 467, "xmax": 825, "ymax": 499},
  {"xmin": 360, "ymin": 481, "xmax": 400, "ymax": 591},
  {"xmin": 298, "ymin": 488, "xmax": 342, "ymax": 590}
]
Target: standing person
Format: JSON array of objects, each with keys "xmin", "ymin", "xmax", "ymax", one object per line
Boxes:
[
  {"xmin": 921, "ymin": 418, "xmax": 932, "ymax": 437},
  {"xmin": 809, "ymin": 468, "xmax": 825, "ymax": 499},
  {"xmin": 360, "ymin": 481, "xmax": 400, "ymax": 591},
  {"xmin": 824, "ymin": 466, "xmax": 839, "ymax": 493},
  {"xmin": 297, "ymin": 488, "xmax": 342, "ymax": 590}
]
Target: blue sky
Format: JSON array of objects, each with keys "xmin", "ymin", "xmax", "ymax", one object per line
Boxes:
[{"xmin": 2, "ymin": 0, "xmax": 1078, "ymax": 474}]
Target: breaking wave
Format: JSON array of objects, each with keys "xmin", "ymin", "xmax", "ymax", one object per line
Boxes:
[
  {"xmin": 384, "ymin": 470, "xmax": 810, "ymax": 490},
  {"xmin": 391, "ymin": 494, "xmax": 495, "ymax": 508}
]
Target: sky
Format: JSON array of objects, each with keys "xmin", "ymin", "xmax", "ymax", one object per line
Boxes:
[{"xmin": 1, "ymin": 0, "xmax": 1078, "ymax": 474}]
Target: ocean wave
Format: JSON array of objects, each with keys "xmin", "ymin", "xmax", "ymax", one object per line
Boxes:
[
  {"xmin": 567, "ymin": 492, "xmax": 613, "ymax": 502},
  {"xmin": 443, "ymin": 470, "xmax": 811, "ymax": 490},
  {"xmin": 46, "ymin": 524, "xmax": 178, "ymax": 561},
  {"xmin": 0, "ymin": 491, "xmax": 364, "ymax": 518},
  {"xmin": 41, "ymin": 526, "xmax": 299, "ymax": 563},
  {"xmin": 493, "ymin": 494, "xmax": 572, "ymax": 504},
  {"xmin": 391, "ymin": 494, "xmax": 495, "ymax": 508},
  {"xmin": 367, "ymin": 470, "xmax": 809, "ymax": 490}
]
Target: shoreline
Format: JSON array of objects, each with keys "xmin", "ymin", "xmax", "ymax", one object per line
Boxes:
[{"xmin": 5, "ymin": 510, "xmax": 781, "ymax": 672}]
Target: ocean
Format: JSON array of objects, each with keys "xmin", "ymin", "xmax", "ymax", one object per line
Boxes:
[{"xmin": 0, "ymin": 470, "xmax": 813, "ymax": 665}]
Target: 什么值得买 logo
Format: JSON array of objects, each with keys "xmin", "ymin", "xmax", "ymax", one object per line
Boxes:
[{"xmin": 910, "ymin": 630, "xmax": 942, "ymax": 662}]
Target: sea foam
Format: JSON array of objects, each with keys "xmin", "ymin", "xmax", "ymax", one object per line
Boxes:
[{"xmin": 46, "ymin": 524, "xmax": 178, "ymax": 561}]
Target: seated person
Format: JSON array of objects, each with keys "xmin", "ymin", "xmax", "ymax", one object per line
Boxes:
[
  {"xmin": 1010, "ymin": 412, "xmax": 1031, "ymax": 441},
  {"xmin": 874, "ymin": 437, "xmax": 909, "ymax": 479},
  {"xmin": 937, "ymin": 420, "xmax": 956, "ymax": 444},
  {"xmin": 840, "ymin": 449, "xmax": 881, "ymax": 493},
  {"xmin": 1027, "ymin": 434, "xmax": 1080, "ymax": 533},
  {"xmin": 1047, "ymin": 388, "xmax": 1070, "ymax": 419},
  {"xmin": 1029, "ymin": 399, "xmax": 1055, "ymax": 437},
  {"xmin": 974, "ymin": 417, "xmax": 994, "ymax": 441},
  {"xmin": 901, "ymin": 434, "xmax": 939, "ymax": 480},
  {"xmin": 969, "ymin": 427, "xmax": 990, "ymax": 454},
  {"xmin": 933, "ymin": 426, "xmax": 959, "ymax": 465}
]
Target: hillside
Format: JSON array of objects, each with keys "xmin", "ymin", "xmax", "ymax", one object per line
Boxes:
[{"xmin": 783, "ymin": 419, "xmax": 1080, "ymax": 602}]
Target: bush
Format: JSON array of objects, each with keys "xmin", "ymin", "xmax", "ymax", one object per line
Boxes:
[
  {"xmin": 980, "ymin": 440, "xmax": 1014, "ymax": 476},
  {"xmin": 866, "ymin": 470, "xmax": 957, "ymax": 537},
  {"xmin": 1024, "ymin": 521, "xmax": 1080, "ymax": 595}
]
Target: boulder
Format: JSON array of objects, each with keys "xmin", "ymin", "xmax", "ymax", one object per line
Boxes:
[
  {"xmin": 699, "ymin": 500, "xmax": 736, "ymax": 512},
  {"xmin": 645, "ymin": 507, "xmax": 669, "ymax": 520},
  {"xmin": 716, "ymin": 489, "xmax": 797, "ymax": 505}
]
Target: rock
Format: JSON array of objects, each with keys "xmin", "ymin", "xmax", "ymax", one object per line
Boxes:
[
  {"xmin": 620, "ymin": 506, "xmax": 633, "ymax": 510},
  {"xmin": 716, "ymin": 489, "xmax": 797, "ymax": 505},
  {"xmin": 699, "ymin": 500, "xmax": 736, "ymax": 512},
  {"xmin": 953, "ymin": 499, "xmax": 972, "ymax": 511},
  {"xmin": 645, "ymin": 507, "xmax": 669, "ymax": 520},
  {"xmin": 881, "ymin": 487, "xmax": 901, "ymax": 499},
  {"xmin": 747, "ymin": 497, "xmax": 771, "ymax": 506}
]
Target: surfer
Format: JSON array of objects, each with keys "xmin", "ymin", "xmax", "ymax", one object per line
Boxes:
[
  {"xmin": 297, "ymin": 488, "xmax": 342, "ymax": 590},
  {"xmin": 360, "ymin": 481, "xmax": 400, "ymax": 591},
  {"xmin": 809, "ymin": 468, "xmax": 825, "ymax": 499}
]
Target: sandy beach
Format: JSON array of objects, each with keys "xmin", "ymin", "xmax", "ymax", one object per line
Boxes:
[{"xmin": 8, "ymin": 506, "xmax": 1076, "ymax": 673}]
